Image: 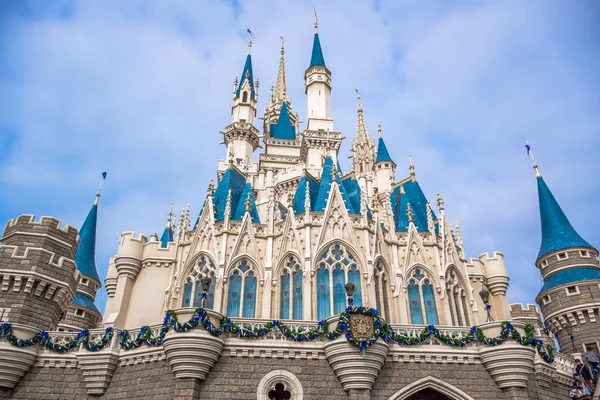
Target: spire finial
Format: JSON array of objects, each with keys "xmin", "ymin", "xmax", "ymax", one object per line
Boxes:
[
  {"xmin": 246, "ymin": 28, "xmax": 255, "ymax": 55},
  {"xmin": 287, "ymin": 192, "xmax": 294, "ymax": 207},
  {"xmin": 314, "ymin": 7, "xmax": 319, "ymax": 33},
  {"xmin": 377, "ymin": 121, "xmax": 382, "ymax": 138},
  {"xmin": 245, "ymin": 192, "xmax": 252, "ymax": 213},
  {"xmin": 407, "ymin": 203, "xmax": 414, "ymax": 224},
  {"xmin": 436, "ymin": 193, "xmax": 445, "ymax": 212},
  {"xmin": 426, "ymin": 203, "xmax": 435, "ymax": 234},
  {"xmin": 356, "ymin": 88, "xmax": 368, "ymax": 141},
  {"xmin": 409, "ymin": 154, "xmax": 415, "ymax": 180},
  {"xmin": 331, "ymin": 162, "xmax": 337, "ymax": 180},
  {"xmin": 167, "ymin": 202, "xmax": 174, "ymax": 228},
  {"xmin": 455, "ymin": 221, "xmax": 463, "ymax": 246},
  {"xmin": 94, "ymin": 171, "xmax": 107, "ymax": 206},
  {"xmin": 275, "ymin": 35, "xmax": 287, "ymax": 102},
  {"xmin": 207, "ymin": 179, "xmax": 215, "ymax": 196},
  {"xmin": 525, "ymin": 140, "xmax": 541, "ymax": 178}
]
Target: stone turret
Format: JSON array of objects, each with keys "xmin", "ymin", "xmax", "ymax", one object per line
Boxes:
[
  {"xmin": 532, "ymin": 171, "xmax": 600, "ymax": 354},
  {"xmin": 0, "ymin": 215, "xmax": 79, "ymax": 330}
]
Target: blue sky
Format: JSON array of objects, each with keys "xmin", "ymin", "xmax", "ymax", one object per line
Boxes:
[{"xmin": 1, "ymin": 0, "xmax": 599, "ymax": 314}]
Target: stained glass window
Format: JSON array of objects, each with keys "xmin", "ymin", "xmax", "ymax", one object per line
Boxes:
[
  {"xmin": 316, "ymin": 265, "xmax": 330, "ymax": 321},
  {"xmin": 182, "ymin": 255, "xmax": 216, "ymax": 310},
  {"xmin": 183, "ymin": 281, "xmax": 192, "ymax": 307},
  {"xmin": 227, "ymin": 259, "xmax": 257, "ymax": 318},
  {"xmin": 243, "ymin": 271, "xmax": 257, "ymax": 318},
  {"xmin": 292, "ymin": 266, "xmax": 303, "ymax": 320},
  {"xmin": 280, "ymin": 271, "xmax": 290, "ymax": 319},
  {"xmin": 422, "ymin": 280, "xmax": 439, "ymax": 325},
  {"xmin": 408, "ymin": 281, "xmax": 424, "ymax": 324},
  {"xmin": 227, "ymin": 270, "xmax": 242, "ymax": 317}
]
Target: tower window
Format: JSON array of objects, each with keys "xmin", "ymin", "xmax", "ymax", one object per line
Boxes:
[
  {"xmin": 542, "ymin": 295, "xmax": 551, "ymax": 305},
  {"xmin": 81, "ymin": 278, "xmax": 89, "ymax": 286},
  {"xmin": 75, "ymin": 309, "xmax": 85, "ymax": 318},
  {"xmin": 580, "ymin": 250, "xmax": 590, "ymax": 258},
  {"xmin": 557, "ymin": 252, "xmax": 568, "ymax": 260},
  {"xmin": 540, "ymin": 259, "xmax": 549, "ymax": 268},
  {"xmin": 566, "ymin": 286, "xmax": 579, "ymax": 296},
  {"xmin": 242, "ymin": 91, "xmax": 248, "ymax": 103}
]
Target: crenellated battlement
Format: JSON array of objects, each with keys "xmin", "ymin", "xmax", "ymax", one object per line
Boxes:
[
  {"xmin": 510, "ymin": 303, "xmax": 541, "ymax": 319},
  {"xmin": 1, "ymin": 214, "xmax": 80, "ymax": 260}
]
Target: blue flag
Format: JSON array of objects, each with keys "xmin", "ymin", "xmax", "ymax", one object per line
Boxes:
[
  {"xmin": 247, "ymin": 28, "xmax": 255, "ymax": 38},
  {"xmin": 102, "ymin": 171, "xmax": 107, "ymax": 179}
]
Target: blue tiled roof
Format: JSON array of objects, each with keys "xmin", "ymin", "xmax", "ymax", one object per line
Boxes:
[
  {"xmin": 537, "ymin": 177, "xmax": 593, "ymax": 259},
  {"xmin": 538, "ymin": 268, "xmax": 600, "ymax": 295},
  {"xmin": 314, "ymin": 157, "xmax": 358, "ymax": 215},
  {"xmin": 236, "ymin": 54, "xmax": 255, "ymax": 99},
  {"xmin": 213, "ymin": 168, "xmax": 246, "ymax": 223},
  {"xmin": 391, "ymin": 180, "xmax": 436, "ymax": 233},
  {"xmin": 72, "ymin": 292, "xmax": 100, "ymax": 315},
  {"xmin": 293, "ymin": 174, "xmax": 319, "ymax": 215},
  {"xmin": 193, "ymin": 196, "xmax": 208, "ymax": 229},
  {"xmin": 341, "ymin": 177, "xmax": 361, "ymax": 214},
  {"xmin": 74, "ymin": 204, "xmax": 100, "ymax": 282},
  {"xmin": 233, "ymin": 183, "xmax": 260, "ymax": 223},
  {"xmin": 375, "ymin": 137, "xmax": 395, "ymax": 165},
  {"xmin": 270, "ymin": 102, "xmax": 296, "ymax": 140},
  {"xmin": 309, "ymin": 33, "xmax": 326, "ymax": 68},
  {"xmin": 160, "ymin": 226, "xmax": 173, "ymax": 248}
]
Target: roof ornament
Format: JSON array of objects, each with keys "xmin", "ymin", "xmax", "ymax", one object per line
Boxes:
[
  {"xmin": 314, "ymin": 7, "xmax": 319, "ymax": 33},
  {"xmin": 455, "ymin": 221, "xmax": 463, "ymax": 247},
  {"xmin": 287, "ymin": 192, "xmax": 294, "ymax": 207},
  {"xmin": 244, "ymin": 192, "xmax": 252, "ymax": 213},
  {"xmin": 304, "ymin": 179, "xmax": 311, "ymax": 215},
  {"xmin": 426, "ymin": 203, "xmax": 435, "ymax": 233},
  {"xmin": 525, "ymin": 140, "xmax": 541, "ymax": 178},
  {"xmin": 409, "ymin": 154, "xmax": 415, "ymax": 180},
  {"xmin": 167, "ymin": 202, "xmax": 174, "ymax": 228},
  {"xmin": 406, "ymin": 203, "xmax": 414, "ymax": 224},
  {"xmin": 94, "ymin": 171, "xmax": 107, "ymax": 206},
  {"xmin": 275, "ymin": 36, "xmax": 287, "ymax": 102},
  {"xmin": 207, "ymin": 179, "xmax": 215, "ymax": 196},
  {"xmin": 246, "ymin": 28, "xmax": 255, "ymax": 55},
  {"xmin": 436, "ymin": 193, "xmax": 445, "ymax": 213},
  {"xmin": 356, "ymin": 88, "xmax": 368, "ymax": 141},
  {"xmin": 233, "ymin": 77, "xmax": 239, "ymax": 95},
  {"xmin": 377, "ymin": 121, "xmax": 382, "ymax": 138}
]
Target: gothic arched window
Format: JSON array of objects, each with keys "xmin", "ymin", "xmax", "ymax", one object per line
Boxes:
[
  {"xmin": 316, "ymin": 244, "xmax": 362, "ymax": 320},
  {"xmin": 280, "ymin": 256, "xmax": 303, "ymax": 320},
  {"xmin": 182, "ymin": 255, "xmax": 217, "ymax": 309},
  {"xmin": 242, "ymin": 91, "xmax": 248, "ymax": 103},
  {"xmin": 445, "ymin": 268, "xmax": 470, "ymax": 326},
  {"xmin": 373, "ymin": 261, "xmax": 390, "ymax": 320},
  {"xmin": 227, "ymin": 260, "xmax": 257, "ymax": 318},
  {"xmin": 407, "ymin": 268, "xmax": 439, "ymax": 325}
]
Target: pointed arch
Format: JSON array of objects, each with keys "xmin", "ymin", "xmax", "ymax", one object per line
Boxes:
[
  {"xmin": 224, "ymin": 257, "xmax": 260, "ymax": 318},
  {"xmin": 388, "ymin": 376, "xmax": 475, "ymax": 400},
  {"xmin": 405, "ymin": 265, "xmax": 439, "ymax": 325},
  {"xmin": 404, "ymin": 263, "xmax": 437, "ymax": 287},
  {"xmin": 226, "ymin": 254, "xmax": 263, "ymax": 281},
  {"xmin": 180, "ymin": 253, "xmax": 218, "ymax": 309},
  {"xmin": 373, "ymin": 256, "xmax": 393, "ymax": 321},
  {"xmin": 445, "ymin": 265, "xmax": 471, "ymax": 327},
  {"xmin": 276, "ymin": 252, "xmax": 303, "ymax": 320},
  {"xmin": 314, "ymin": 241, "xmax": 364, "ymax": 320}
]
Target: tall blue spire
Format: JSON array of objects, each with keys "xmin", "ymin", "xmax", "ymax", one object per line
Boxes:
[
  {"xmin": 309, "ymin": 10, "xmax": 326, "ymax": 68},
  {"xmin": 270, "ymin": 102, "xmax": 296, "ymax": 140},
  {"xmin": 536, "ymin": 176, "xmax": 593, "ymax": 259},
  {"xmin": 375, "ymin": 137, "xmax": 394, "ymax": 165}
]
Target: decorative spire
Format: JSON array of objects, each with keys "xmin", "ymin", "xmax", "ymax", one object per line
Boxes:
[
  {"xmin": 426, "ymin": 202, "xmax": 435, "ymax": 234},
  {"xmin": 374, "ymin": 124, "xmax": 395, "ymax": 166},
  {"xmin": 356, "ymin": 89, "xmax": 368, "ymax": 141},
  {"xmin": 246, "ymin": 28, "xmax": 254, "ymax": 55},
  {"xmin": 235, "ymin": 31, "xmax": 256, "ymax": 99},
  {"xmin": 536, "ymin": 175, "xmax": 593, "ymax": 259},
  {"xmin": 275, "ymin": 36, "xmax": 287, "ymax": 102},
  {"xmin": 166, "ymin": 202, "xmax": 174, "ymax": 227},
  {"xmin": 207, "ymin": 179, "xmax": 215, "ymax": 196},
  {"xmin": 409, "ymin": 154, "xmax": 415, "ymax": 180},
  {"xmin": 525, "ymin": 140, "xmax": 541, "ymax": 178},
  {"xmin": 94, "ymin": 171, "xmax": 107, "ymax": 206},
  {"xmin": 314, "ymin": 7, "xmax": 319, "ymax": 33},
  {"xmin": 304, "ymin": 179, "xmax": 311, "ymax": 214},
  {"xmin": 287, "ymin": 192, "xmax": 294, "ymax": 208},
  {"xmin": 406, "ymin": 203, "xmax": 414, "ymax": 224},
  {"xmin": 224, "ymin": 189, "xmax": 232, "ymax": 221},
  {"xmin": 160, "ymin": 203, "xmax": 175, "ymax": 248},
  {"xmin": 74, "ymin": 175, "xmax": 104, "ymax": 282},
  {"xmin": 436, "ymin": 193, "xmax": 444, "ymax": 213},
  {"xmin": 455, "ymin": 221, "xmax": 463, "ymax": 247},
  {"xmin": 377, "ymin": 121, "xmax": 382, "ymax": 138},
  {"xmin": 309, "ymin": 11, "xmax": 326, "ymax": 68},
  {"xmin": 245, "ymin": 192, "xmax": 252, "ymax": 213}
]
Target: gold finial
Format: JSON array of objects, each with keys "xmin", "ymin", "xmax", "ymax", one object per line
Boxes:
[
  {"xmin": 436, "ymin": 193, "xmax": 444, "ymax": 212},
  {"xmin": 207, "ymin": 180, "xmax": 215, "ymax": 196},
  {"xmin": 94, "ymin": 171, "xmax": 107, "ymax": 206},
  {"xmin": 314, "ymin": 7, "xmax": 319, "ymax": 33},
  {"xmin": 377, "ymin": 121, "xmax": 382, "ymax": 138},
  {"xmin": 525, "ymin": 140, "xmax": 541, "ymax": 178},
  {"xmin": 409, "ymin": 154, "xmax": 415, "ymax": 180},
  {"xmin": 167, "ymin": 202, "xmax": 174, "ymax": 228},
  {"xmin": 244, "ymin": 192, "xmax": 252, "ymax": 213},
  {"xmin": 406, "ymin": 203, "xmax": 414, "ymax": 223}
]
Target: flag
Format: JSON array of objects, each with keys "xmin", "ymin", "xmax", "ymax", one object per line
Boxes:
[
  {"xmin": 102, "ymin": 171, "xmax": 107, "ymax": 179},
  {"xmin": 247, "ymin": 28, "xmax": 255, "ymax": 38},
  {"xmin": 280, "ymin": 36, "xmax": 284, "ymax": 41},
  {"xmin": 355, "ymin": 88, "xmax": 360, "ymax": 95},
  {"xmin": 525, "ymin": 142, "xmax": 531, "ymax": 156}
]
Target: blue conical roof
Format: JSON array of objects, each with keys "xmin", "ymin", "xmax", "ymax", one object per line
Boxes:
[
  {"xmin": 160, "ymin": 225, "xmax": 173, "ymax": 248},
  {"xmin": 270, "ymin": 102, "xmax": 296, "ymax": 140},
  {"xmin": 314, "ymin": 157, "xmax": 358, "ymax": 214},
  {"xmin": 74, "ymin": 203, "xmax": 100, "ymax": 282},
  {"xmin": 309, "ymin": 34, "xmax": 326, "ymax": 68},
  {"xmin": 375, "ymin": 137, "xmax": 395, "ymax": 165},
  {"xmin": 536, "ymin": 176, "xmax": 593, "ymax": 259},
  {"xmin": 233, "ymin": 183, "xmax": 261, "ymax": 223},
  {"xmin": 236, "ymin": 54, "xmax": 255, "ymax": 99},
  {"xmin": 213, "ymin": 168, "xmax": 246, "ymax": 223}
]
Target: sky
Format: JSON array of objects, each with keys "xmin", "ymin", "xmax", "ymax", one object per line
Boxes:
[{"xmin": 1, "ymin": 0, "xmax": 599, "ymax": 315}]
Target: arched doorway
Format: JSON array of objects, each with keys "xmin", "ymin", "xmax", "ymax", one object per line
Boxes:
[{"xmin": 407, "ymin": 388, "xmax": 452, "ymax": 400}]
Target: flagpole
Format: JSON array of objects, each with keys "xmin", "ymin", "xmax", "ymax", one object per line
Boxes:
[
  {"xmin": 525, "ymin": 141, "xmax": 541, "ymax": 178},
  {"xmin": 95, "ymin": 171, "xmax": 107, "ymax": 206}
]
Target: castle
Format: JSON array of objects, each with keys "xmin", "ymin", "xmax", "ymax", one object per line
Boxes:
[{"xmin": 1, "ymin": 18, "xmax": 599, "ymax": 400}]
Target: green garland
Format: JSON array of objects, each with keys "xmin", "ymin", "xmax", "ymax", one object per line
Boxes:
[{"xmin": 0, "ymin": 306, "xmax": 555, "ymax": 363}]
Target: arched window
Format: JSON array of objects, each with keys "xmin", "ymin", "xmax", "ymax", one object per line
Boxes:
[
  {"xmin": 315, "ymin": 244, "xmax": 362, "ymax": 320},
  {"xmin": 445, "ymin": 268, "xmax": 470, "ymax": 327},
  {"xmin": 227, "ymin": 260, "xmax": 257, "ymax": 318},
  {"xmin": 181, "ymin": 255, "xmax": 217, "ymax": 309},
  {"xmin": 373, "ymin": 261, "xmax": 390, "ymax": 320},
  {"xmin": 280, "ymin": 256, "xmax": 303, "ymax": 320},
  {"xmin": 242, "ymin": 91, "xmax": 248, "ymax": 103},
  {"xmin": 407, "ymin": 268, "xmax": 439, "ymax": 325}
]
